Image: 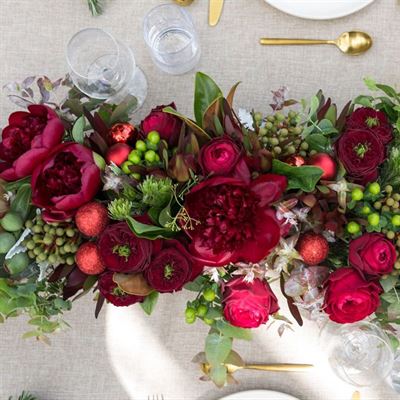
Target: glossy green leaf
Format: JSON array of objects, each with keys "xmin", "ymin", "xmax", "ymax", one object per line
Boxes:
[
  {"xmin": 140, "ymin": 291, "xmax": 159, "ymax": 315},
  {"xmin": 72, "ymin": 115, "xmax": 86, "ymax": 144},
  {"xmin": 126, "ymin": 216, "xmax": 176, "ymax": 240},
  {"xmin": 4, "ymin": 177, "xmax": 30, "ymax": 192},
  {"xmin": 306, "ymin": 134, "xmax": 331, "ymax": 153}
]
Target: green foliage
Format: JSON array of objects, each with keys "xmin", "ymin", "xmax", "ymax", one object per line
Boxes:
[
  {"xmin": 108, "ymin": 198, "xmax": 133, "ymax": 221},
  {"xmin": 139, "ymin": 176, "xmax": 173, "ymax": 208},
  {"xmin": 10, "ymin": 184, "xmax": 32, "ymax": 221},
  {"xmin": 9, "ymin": 391, "xmax": 39, "ymax": 400},
  {"xmin": 72, "ymin": 116, "xmax": 86, "ymax": 144},
  {"xmin": 126, "ymin": 216, "xmax": 177, "ymax": 240},
  {"xmin": 87, "ymin": 0, "xmax": 104, "ymax": 16},
  {"xmin": 109, "ymin": 95, "xmax": 138, "ymax": 124},
  {"xmin": 140, "ymin": 291, "xmax": 159, "ymax": 316}
]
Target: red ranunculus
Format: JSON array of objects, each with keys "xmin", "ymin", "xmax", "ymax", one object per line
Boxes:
[
  {"xmin": 349, "ymin": 233, "xmax": 396, "ymax": 278},
  {"xmin": 323, "ymin": 268, "xmax": 382, "ymax": 324},
  {"xmin": 145, "ymin": 239, "xmax": 203, "ymax": 293},
  {"xmin": 0, "ymin": 105, "xmax": 64, "ymax": 181},
  {"xmin": 99, "ymin": 272, "xmax": 145, "ymax": 307},
  {"xmin": 222, "ymin": 277, "xmax": 279, "ymax": 328},
  {"xmin": 335, "ymin": 129, "xmax": 385, "ymax": 184},
  {"xmin": 31, "ymin": 143, "xmax": 101, "ymax": 221},
  {"xmin": 184, "ymin": 174, "xmax": 287, "ymax": 266},
  {"xmin": 199, "ymin": 136, "xmax": 250, "ymax": 182},
  {"xmin": 98, "ymin": 222, "xmax": 153, "ymax": 273},
  {"xmin": 141, "ymin": 102, "xmax": 182, "ymax": 146},
  {"xmin": 347, "ymin": 107, "xmax": 393, "ymax": 145}
]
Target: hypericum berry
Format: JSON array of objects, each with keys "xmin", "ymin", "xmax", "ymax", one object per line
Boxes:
[
  {"xmin": 185, "ymin": 307, "xmax": 196, "ymax": 324},
  {"xmin": 128, "ymin": 151, "xmax": 141, "ymax": 165},
  {"xmin": 144, "ymin": 150, "xmax": 156, "ymax": 163},
  {"xmin": 121, "ymin": 161, "xmax": 133, "ymax": 174},
  {"xmin": 147, "ymin": 130, "xmax": 160, "ymax": 145},
  {"xmin": 361, "ymin": 206, "xmax": 371, "ymax": 215},
  {"xmin": 385, "ymin": 185, "xmax": 393, "ymax": 193},
  {"xmin": 203, "ymin": 318, "xmax": 214, "ymax": 326},
  {"xmin": 135, "ymin": 140, "xmax": 147, "ymax": 152},
  {"xmin": 196, "ymin": 304, "xmax": 208, "ymax": 318},
  {"xmin": 368, "ymin": 213, "xmax": 380, "ymax": 226},
  {"xmin": 347, "ymin": 222, "xmax": 361, "ymax": 234},
  {"xmin": 368, "ymin": 182, "xmax": 381, "ymax": 195},
  {"xmin": 131, "ymin": 173, "xmax": 141, "ymax": 181},
  {"xmin": 351, "ymin": 188, "xmax": 364, "ymax": 201},
  {"xmin": 392, "ymin": 215, "xmax": 400, "ymax": 226},
  {"xmin": 387, "ymin": 231, "xmax": 395, "ymax": 240},
  {"xmin": 203, "ymin": 288, "xmax": 216, "ymax": 302}
]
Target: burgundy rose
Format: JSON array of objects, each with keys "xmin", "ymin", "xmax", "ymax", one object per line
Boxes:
[
  {"xmin": 99, "ymin": 272, "xmax": 145, "ymax": 307},
  {"xmin": 31, "ymin": 143, "xmax": 101, "ymax": 221},
  {"xmin": 335, "ymin": 129, "xmax": 385, "ymax": 184},
  {"xmin": 223, "ymin": 277, "xmax": 279, "ymax": 328},
  {"xmin": 0, "ymin": 105, "xmax": 64, "ymax": 181},
  {"xmin": 323, "ymin": 268, "xmax": 382, "ymax": 324},
  {"xmin": 141, "ymin": 102, "xmax": 182, "ymax": 146},
  {"xmin": 98, "ymin": 222, "xmax": 153, "ymax": 273},
  {"xmin": 145, "ymin": 239, "xmax": 203, "ymax": 293},
  {"xmin": 184, "ymin": 174, "xmax": 287, "ymax": 266},
  {"xmin": 199, "ymin": 136, "xmax": 250, "ymax": 182},
  {"xmin": 347, "ymin": 107, "xmax": 393, "ymax": 145},
  {"xmin": 349, "ymin": 233, "xmax": 396, "ymax": 278}
]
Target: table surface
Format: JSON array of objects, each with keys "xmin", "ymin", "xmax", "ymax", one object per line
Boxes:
[{"xmin": 1, "ymin": 0, "xmax": 400, "ymax": 399}]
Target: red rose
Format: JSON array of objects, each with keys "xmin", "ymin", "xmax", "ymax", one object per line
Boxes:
[
  {"xmin": 323, "ymin": 268, "xmax": 382, "ymax": 324},
  {"xmin": 335, "ymin": 129, "xmax": 385, "ymax": 184},
  {"xmin": 184, "ymin": 174, "xmax": 287, "ymax": 266},
  {"xmin": 145, "ymin": 239, "xmax": 203, "ymax": 293},
  {"xmin": 141, "ymin": 103, "xmax": 182, "ymax": 146},
  {"xmin": 222, "ymin": 277, "xmax": 279, "ymax": 328},
  {"xmin": 347, "ymin": 107, "xmax": 393, "ymax": 145},
  {"xmin": 0, "ymin": 105, "xmax": 64, "ymax": 181},
  {"xmin": 199, "ymin": 137, "xmax": 250, "ymax": 182},
  {"xmin": 349, "ymin": 233, "xmax": 396, "ymax": 278},
  {"xmin": 98, "ymin": 222, "xmax": 153, "ymax": 273},
  {"xmin": 99, "ymin": 272, "xmax": 145, "ymax": 307},
  {"xmin": 31, "ymin": 143, "xmax": 101, "ymax": 221}
]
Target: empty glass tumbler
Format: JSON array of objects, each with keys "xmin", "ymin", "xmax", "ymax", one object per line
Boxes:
[
  {"xmin": 66, "ymin": 28, "xmax": 147, "ymax": 108},
  {"xmin": 143, "ymin": 4, "xmax": 201, "ymax": 75}
]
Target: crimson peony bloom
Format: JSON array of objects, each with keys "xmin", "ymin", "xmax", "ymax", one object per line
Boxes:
[
  {"xmin": 31, "ymin": 143, "xmax": 101, "ymax": 221},
  {"xmin": 0, "ymin": 105, "xmax": 64, "ymax": 181},
  {"xmin": 184, "ymin": 174, "xmax": 287, "ymax": 266},
  {"xmin": 323, "ymin": 268, "xmax": 382, "ymax": 324},
  {"xmin": 223, "ymin": 277, "xmax": 279, "ymax": 328},
  {"xmin": 99, "ymin": 272, "xmax": 145, "ymax": 307}
]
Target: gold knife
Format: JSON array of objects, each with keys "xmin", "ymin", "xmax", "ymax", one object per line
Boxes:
[{"xmin": 209, "ymin": 0, "xmax": 224, "ymax": 26}]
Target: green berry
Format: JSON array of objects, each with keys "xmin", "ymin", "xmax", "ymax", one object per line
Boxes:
[
  {"xmin": 64, "ymin": 243, "xmax": 72, "ymax": 253},
  {"xmin": 43, "ymin": 235, "xmax": 54, "ymax": 246},
  {"xmin": 185, "ymin": 307, "xmax": 196, "ymax": 324},
  {"xmin": 368, "ymin": 182, "xmax": 381, "ymax": 195},
  {"xmin": 56, "ymin": 237, "xmax": 65, "ymax": 246},
  {"xmin": 147, "ymin": 130, "xmax": 160, "ymax": 145},
  {"xmin": 6, "ymin": 252, "xmax": 29, "ymax": 275},
  {"xmin": 351, "ymin": 188, "xmax": 364, "ymax": 201},
  {"xmin": 0, "ymin": 232, "xmax": 16, "ymax": 254},
  {"xmin": 66, "ymin": 256, "xmax": 75, "ymax": 265},
  {"xmin": 259, "ymin": 127, "xmax": 268, "ymax": 136},
  {"xmin": 135, "ymin": 140, "xmax": 147, "ymax": 152},
  {"xmin": 32, "ymin": 225, "xmax": 42, "ymax": 234},
  {"xmin": 26, "ymin": 240, "xmax": 35, "ymax": 250},
  {"xmin": 270, "ymin": 138, "xmax": 279, "ymax": 146},
  {"xmin": 273, "ymin": 146, "xmax": 282, "ymax": 155},
  {"xmin": 196, "ymin": 304, "xmax": 208, "ymax": 318},
  {"xmin": 387, "ymin": 231, "xmax": 395, "ymax": 240},
  {"xmin": 25, "ymin": 220, "xmax": 33, "ymax": 229},
  {"xmin": 300, "ymin": 142, "xmax": 309, "ymax": 150},
  {"xmin": 56, "ymin": 228, "xmax": 65, "ymax": 237},
  {"xmin": 128, "ymin": 151, "xmax": 141, "ymax": 165},
  {"xmin": 361, "ymin": 206, "xmax": 371, "ymax": 215},
  {"xmin": 374, "ymin": 201, "xmax": 382, "ymax": 210},
  {"xmin": 144, "ymin": 150, "xmax": 156, "ymax": 163},
  {"xmin": 203, "ymin": 318, "xmax": 214, "ymax": 326},
  {"xmin": 392, "ymin": 215, "xmax": 400, "ymax": 226},
  {"xmin": 385, "ymin": 185, "xmax": 393, "ymax": 193},
  {"xmin": 347, "ymin": 222, "xmax": 361, "ymax": 234},
  {"xmin": 254, "ymin": 112, "xmax": 263, "ymax": 122},
  {"xmin": 0, "ymin": 212, "xmax": 23, "ymax": 232},
  {"xmin": 382, "ymin": 205, "xmax": 390, "ymax": 213},
  {"xmin": 37, "ymin": 253, "xmax": 47, "ymax": 262},
  {"xmin": 368, "ymin": 213, "xmax": 380, "ymax": 226},
  {"xmin": 121, "ymin": 161, "xmax": 134, "ymax": 174},
  {"xmin": 387, "ymin": 198, "xmax": 395, "ymax": 207},
  {"xmin": 66, "ymin": 228, "xmax": 75, "ymax": 238},
  {"xmin": 48, "ymin": 254, "xmax": 57, "ymax": 264},
  {"xmin": 33, "ymin": 247, "xmax": 41, "ymax": 256},
  {"xmin": 131, "ymin": 173, "xmax": 141, "ymax": 181},
  {"xmin": 203, "ymin": 288, "xmax": 216, "ymax": 302}
]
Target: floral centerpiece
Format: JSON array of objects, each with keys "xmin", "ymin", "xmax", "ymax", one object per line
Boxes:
[{"xmin": 1, "ymin": 73, "xmax": 400, "ymax": 386}]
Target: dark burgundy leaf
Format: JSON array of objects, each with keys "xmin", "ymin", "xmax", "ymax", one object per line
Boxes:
[{"xmin": 95, "ymin": 294, "xmax": 106, "ymax": 319}]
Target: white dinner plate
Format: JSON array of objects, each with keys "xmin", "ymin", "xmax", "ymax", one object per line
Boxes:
[
  {"xmin": 218, "ymin": 390, "xmax": 300, "ymax": 400},
  {"xmin": 265, "ymin": 0, "xmax": 375, "ymax": 20}
]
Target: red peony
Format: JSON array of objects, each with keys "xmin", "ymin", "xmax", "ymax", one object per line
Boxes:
[
  {"xmin": 145, "ymin": 239, "xmax": 203, "ymax": 293},
  {"xmin": 335, "ymin": 129, "xmax": 385, "ymax": 184},
  {"xmin": 141, "ymin": 102, "xmax": 182, "ymax": 146},
  {"xmin": 349, "ymin": 233, "xmax": 396, "ymax": 278},
  {"xmin": 99, "ymin": 271, "xmax": 145, "ymax": 307},
  {"xmin": 31, "ymin": 143, "xmax": 101, "ymax": 221},
  {"xmin": 222, "ymin": 277, "xmax": 279, "ymax": 328},
  {"xmin": 323, "ymin": 268, "xmax": 382, "ymax": 324},
  {"xmin": 98, "ymin": 222, "xmax": 153, "ymax": 273},
  {"xmin": 0, "ymin": 105, "xmax": 64, "ymax": 181},
  {"xmin": 184, "ymin": 174, "xmax": 287, "ymax": 266},
  {"xmin": 347, "ymin": 107, "xmax": 393, "ymax": 145},
  {"xmin": 199, "ymin": 137, "xmax": 250, "ymax": 182}
]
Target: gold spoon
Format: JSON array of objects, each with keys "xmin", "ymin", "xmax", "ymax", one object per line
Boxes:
[
  {"xmin": 260, "ymin": 31, "xmax": 372, "ymax": 55},
  {"xmin": 201, "ymin": 362, "xmax": 314, "ymax": 374}
]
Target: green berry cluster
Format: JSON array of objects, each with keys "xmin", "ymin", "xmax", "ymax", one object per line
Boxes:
[
  {"xmin": 23, "ymin": 215, "xmax": 81, "ymax": 266},
  {"xmin": 185, "ymin": 286, "xmax": 218, "ymax": 326},
  {"xmin": 121, "ymin": 130, "xmax": 162, "ymax": 181},
  {"xmin": 255, "ymin": 111, "xmax": 306, "ymax": 158}
]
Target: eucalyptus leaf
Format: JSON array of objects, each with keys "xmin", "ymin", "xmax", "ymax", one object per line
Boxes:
[
  {"xmin": 72, "ymin": 116, "xmax": 86, "ymax": 144},
  {"xmin": 215, "ymin": 320, "xmax": 252, "ymax": 340},
  {"xmin": 308, "ymin": 96, "xmax": 320, "ymax": 119},
  {"xmin": 205, "ymin": 332, "xmax": 232, "ymax": 366},
  {"xmin": 306, "ymin": 134, "xmax": 331, "ymax": 153},
  {"xmin": 140, "ymin": 291, "xmax": 159, "ymax": 315},
  {"xmin": 209, "ymin": 364, "xmax": 227, "ymax": 388},
  {"xmin": 184, "ymin": 276, "xmax": 207, "ymax": 292},
  {"xmin": 380, "ymin": 275, "xmax": 398, "ymax": 293}
]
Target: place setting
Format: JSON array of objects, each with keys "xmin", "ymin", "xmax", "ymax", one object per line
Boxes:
[{"xmin": 0, "ymin": 1, "xmax": 399, "ymax": 400}]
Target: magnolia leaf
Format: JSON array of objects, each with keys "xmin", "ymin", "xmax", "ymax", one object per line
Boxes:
[
  {"xmin": 226, "ymin": 81, "xmax": 241, "ymax": 107},
  {"xmin": 205, "ymin": 332, "xmax": 232, "ymax": 366},
  {"xmin": 140, "ymin": 291, "xmax": 159, "ymax": 315},
  {"xmin": 72, "ymin": 116, "xmax": 86, "ymax": 144},
  {"xmin": 215, "ymin": 320, "xmax": 252, "ymax": 341},
  {"xmin": 126, "ymin": 216, "xmax": 176, "ymax": 240},
  {"xmin": 113, "ymin": 272, "xmax": 153, "ymax": 296}
]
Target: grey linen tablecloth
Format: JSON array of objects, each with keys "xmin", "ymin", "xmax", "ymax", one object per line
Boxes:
[{"xmin": 1, "ymin": 0, "xmax": 400, "ymax": 399}]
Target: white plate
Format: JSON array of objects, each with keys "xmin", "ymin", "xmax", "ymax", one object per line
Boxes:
[
  {"xmin": 265, "ymin": 0, "xmax": 375, "ymax": 20},
  {"xmin": 219, "ymin": 390, "xmax": 300, "ymax": 400}
]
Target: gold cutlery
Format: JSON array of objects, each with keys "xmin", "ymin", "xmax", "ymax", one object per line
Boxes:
[
  {"xmin": 352, "ymin": 392, "xmax": 361, "ymax": 400},
  {"xmin": 173, "ymin": 0, "xmax": 194, "ymax": 5},
  {"xmin": 260, "ymin": 31, "xmax": 372, "ymax": 55},
  {"xmin": 201, "ymin": 362, "xmax": 314, "ymax": 374},
  {"xmin": 209, "ymin": 0, "xmax": 224, "ymax": 26}
]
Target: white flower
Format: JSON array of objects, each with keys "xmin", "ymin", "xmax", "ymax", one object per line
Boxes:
[
  {"xmin": 203, "ymin": 267, "xmax": 220, "ymax": 283},
  {"xmin": 322, "ymin": 230, "xmax": 336, "ymax": 243},
  {"xmin": 238, "ymin": 108, "xmax": 254, "ymax": 129}
]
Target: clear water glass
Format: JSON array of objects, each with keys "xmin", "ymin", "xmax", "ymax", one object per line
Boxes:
[
  {"xmin": 66, "ymin": 28, "xmax": 147, "ymax": 107},
  {"xmin": 390, "ymin": 349, "xmax": 400, "ymax": 392},
  {"xmin": 323, "ymin": 321, "xmax": 394, "ymax": 387},
  {"xmin": 143, "ymin": 4, "xmax": 201, "ymax": 75}
]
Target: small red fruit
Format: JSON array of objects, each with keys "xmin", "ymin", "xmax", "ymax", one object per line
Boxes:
[
  {"xmin": 297, "ymin": 232, "xmax": 329, "ymax": 265},
  {"xmin": 106, "ymin": 143, "xmax": 131, "ymax": 166},
  {"xmin": 308, "ymin": 153, "xmax": 337, "ymax": 180},
  {"xmin": 75, "ymin": 242, "xmax": 105, "ymax": 275},
  {"xmin": 75, "ymin": 202, "xmax": 109, "ymax": 237},
  {"xmin": 109, "ymin": 123, "xmax": 136, "ymax": 144}
]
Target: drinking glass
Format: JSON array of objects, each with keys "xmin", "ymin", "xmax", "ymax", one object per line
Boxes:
[
  {"xmin": 322, "ymin": 321, "xmax": 394, "ymax": 387},
  {"xmin": 66, "ymin": 28, "xmax": 147, "ymax": 107},
  {"xmin": 143, "ymin": 4, "xmax": 201, "ymax": 75}
]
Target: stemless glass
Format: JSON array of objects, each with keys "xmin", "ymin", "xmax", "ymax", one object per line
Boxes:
[
  {"xmin": 323, "ymin": 321, "xmax": 394, "ymax": 387},
  {"xmin": 143, "ymin": 4, "xmax": 201, "ymax": 75},
  {"xmin": 66, "ymin": 28, "xmax": 147, "ymax": 107}
]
